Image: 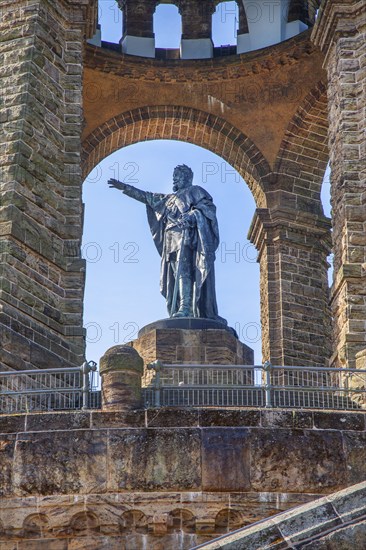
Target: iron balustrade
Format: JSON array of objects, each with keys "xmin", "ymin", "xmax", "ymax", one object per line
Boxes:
[
  {"xmin": 1, "ymin": 361, "xmax": 366, "ymax": 413},
  {"xmin": 143, "ymin": 362, "xmax": 366, "ymax": 410},
  {"xmin": 0, "ymin": 362, "xmax": 101, "ymax": 414}
]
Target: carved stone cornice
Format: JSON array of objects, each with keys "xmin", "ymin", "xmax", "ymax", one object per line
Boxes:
[
  {"xmin": 248, "ymin": 207, "xmax": 331, "ymax": 258},
  {"xmin": 85, "ymin": 30, "xmax": 320, "ymax": 83},
  {"xmin": 312, "ymin": 0, "xmax": 366, "ymax": 62}
]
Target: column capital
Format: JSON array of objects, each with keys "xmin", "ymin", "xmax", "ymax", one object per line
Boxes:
[
  {"xmin": 312, "ymin": 0, "xmax": 366, "ymax": 61},
  {"xmin": 248, "ymin": 207, "xmax": 331, "ymax": 258}
]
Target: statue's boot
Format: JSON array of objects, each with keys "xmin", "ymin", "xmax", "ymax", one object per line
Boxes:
[{"xmin": 173, "ymin": 277, "xmax": 193, "ymax": 317}]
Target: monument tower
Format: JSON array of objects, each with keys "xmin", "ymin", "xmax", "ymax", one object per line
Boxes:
[{"xmin": 0, "ymin": 0, "xmax": 366, "ymax": 548}]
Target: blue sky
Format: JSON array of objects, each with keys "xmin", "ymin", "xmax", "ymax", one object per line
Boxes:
[{"xmin": 82, "ymin": 2, "xmax": 331, "ymax": 367}]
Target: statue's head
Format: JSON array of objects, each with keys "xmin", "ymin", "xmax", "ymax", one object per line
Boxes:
[{"xmin": 173, "ymin": 164, "xmax": 193, "ymax": 192}]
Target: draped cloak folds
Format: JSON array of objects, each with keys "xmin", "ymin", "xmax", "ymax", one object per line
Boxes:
[{"xmin": 123, "ymin": 184, "xmax": 224, "ymax": 320}]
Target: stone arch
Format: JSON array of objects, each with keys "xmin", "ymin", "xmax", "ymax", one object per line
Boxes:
[
  {"xmin": 82, "ymin": 106, "xmax": 269, "ymax": 208},
  {"xmin": 288, "ymin": 0, "xmax": 321, "ymax": 25},
  {"xmin": 273, "ymin": 81, "xmax": 329, "ymax": 213},
  {"xmin": 69, "ymin": 511, "xmax": 100, "ymax": 535},
  {"xmin": 169, "ymin": 508, "xmax": 195, "ymax": 533},
  {"xmin": 212, "ymin": 0, "xmax": 243, "ymax": 49},
  {"xmin": 22, "ymin": 513, "xmax": 50, "ymax": 538},
  {"xmin": 120, "ymin": 510, "xmax": 148, "ymax": 534},
  {"xmin": 215, "ymin": 508, "xmax": 246, "ymax": 532},
  {"xmin": 154, "ymin": 2, "xmax": 182, "ymax": 49}
]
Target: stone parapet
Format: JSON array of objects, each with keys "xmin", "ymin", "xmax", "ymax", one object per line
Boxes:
[{"xmin": 0, "ymin": 408, "xmax": 366, "ymax": 548}]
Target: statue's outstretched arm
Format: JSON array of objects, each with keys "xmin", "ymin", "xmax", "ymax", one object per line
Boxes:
[{"xmin": 108, "ymin": 178, "xmax": 149, "ymax": 205}]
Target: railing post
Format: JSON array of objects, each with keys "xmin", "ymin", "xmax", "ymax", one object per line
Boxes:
[
  {"xmin": 81, "ymin": 361, "xmax": 97, "ymax": 410},
  {"xmin": 263, "ymin": 361, "xmax": 272, "ymax": 408},
  {"xmin": 147, "ymin": 360, "xmax": 163, "ymax": 408}
]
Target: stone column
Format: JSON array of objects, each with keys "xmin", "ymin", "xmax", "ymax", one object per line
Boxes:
[
  {"xmin": 0, "ymin": 0, "xmax": 97, "ymax": 370},
  {"xmin": 236, "ymin": 0, "xmax": 250, "ymax": 54},
  {"xmin": 249, "ymin": 208, "xmax": 332, "ymax": 367},
  {"xmin": 312, "ymin": 0, "xmax": 366, "ymax": 368},
  {"xmin": 179, "ymin": 0, "xmax": 214, "ymax": 59},
  {"xmin": 100, "ymin": 345, "xmax": 143, "ymax": 411},
  {"xmin": 118, "ymin": 0, "xmax": 157, "ymax": 58}
]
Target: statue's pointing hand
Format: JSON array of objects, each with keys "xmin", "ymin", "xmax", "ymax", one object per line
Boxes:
[{"xmin": 108, "ymin": 178, "xmax": 127, "ymax": 191}]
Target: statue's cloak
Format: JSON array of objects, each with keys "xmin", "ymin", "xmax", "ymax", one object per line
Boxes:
[{"xmin": 144, "ymin": 185, "xmax": 222, "ymax": 319}]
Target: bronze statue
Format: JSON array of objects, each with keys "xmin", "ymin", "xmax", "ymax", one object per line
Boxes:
[{"xmin": 108, "ymin": 165, "xmax": 226, "ymax": 323}]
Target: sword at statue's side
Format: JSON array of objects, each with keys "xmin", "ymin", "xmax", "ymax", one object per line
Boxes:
[{"xmin": 171, "ymin": 228, "xmax": 187, "ymax": 316}]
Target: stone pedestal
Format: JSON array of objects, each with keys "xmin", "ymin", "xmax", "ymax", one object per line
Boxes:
[
  {"xmin": 131, "ymin": 318, "xmax": 254, "ymax": 386},
  {"xmin": 100, "ymin": 345, "xmax": 143, "ymax": 411}
]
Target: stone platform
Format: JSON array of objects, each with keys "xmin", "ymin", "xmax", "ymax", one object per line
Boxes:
[{"xmin": 1, "ymin": 408, "xmax": 366, "ymax": 549}]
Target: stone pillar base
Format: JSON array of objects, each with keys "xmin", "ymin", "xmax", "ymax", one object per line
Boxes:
[
  {"xmin": 131, "ymin": 318, "xmax": 254, "ymax": 385},
  {"xmin": 237, "ymin": 33, "xmax": 251, "ymax": 54},
  {"xmin": 121, "ymin": 35, "xmax": 155, "ymax": 58},
  {"xmin": 100, "ymin": 345, "xmax": 143, "ymax": 411},
  {"xmin": 180, "ymin": 38, "xmax": 213, "ymax": 59}
]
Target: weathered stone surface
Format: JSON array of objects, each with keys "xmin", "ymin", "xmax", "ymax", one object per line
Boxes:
[
  {"xmin": 312, "ymin": 0, "xmax": 366, "ymax": 369},
  {"xmin": 100, "ymin": 345, "xmax": 143, "ymax": 411},
  {"xmin": 260, "ymin": 410, "xmax": 313, "ymax": 429},
  {"xmin": 250, "ymin": 429, "xmax": 347, "ymax": 492},
  {"xmin": 26, "ymin": 412, "xmax": 91, "ymax": 432},
  {"xmin": 342, "ymin": 432, "xmax": 366, "ymax": 486},
  {"xmin": 313, "ymin": 411, "xmax": 365, "ymax": 431},
  {"xmin": 107, "ymin": 428, "xmax": 201, "ymax": 491},
  {"xmin": 146, "ymin": 408, "xmax": 200, "ymax": 428},
  {"xmin": 0, "ymin": 435, "xmax": 16, "ymax": 497},
  {"xmin": 200, "ymin": 409, "xmax": 260, "ymax": 428},
  {"xmin": 301, "ymin": 520, "xmax": 366, "ymax": 549},
  {"xmin": 202, "ymin": 429, "xmax": 250, "ymax": 492},
  {"xmin": 195, "ymin": 482, "xmax": 366, "ymax": 550},
  {"xmin": 12, "ymin": 431, "xmax": 108, "ymax": 496},
  {"xmin": 133, "ymin": 328, "xmax": 254, "ymax": 384},
  {"xmin": 0, "ymin": 0, "xmax": 95, "ymax": 370},
  {"xmin": 90, "ymin": 410, "xmax": 145, "ymax": 429}
]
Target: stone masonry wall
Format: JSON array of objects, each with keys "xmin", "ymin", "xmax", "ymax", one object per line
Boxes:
[
  {"xmin": 0, "ymin": 0, "xmax": 96, "ymax": 369},
  {"xmin": 312, "ymin": 0, "xmax": 366, "ymax": 369},
  {"xmin": 1, "ymin": 408, "xmax": 366, "ymax": 549},
  {"xmin": 249, "ymin": 208, "xmax": 331, "ymax": 366}
]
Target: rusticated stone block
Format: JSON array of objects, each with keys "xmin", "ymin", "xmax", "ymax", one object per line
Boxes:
[
  {"xmin": 107, "ymin": 428, "xmax": 201, "ymax": 492},
  {"xmin": 132, "ymin": 327, "xmax": 254, "ymax": 378},
  {"xmin": 0, "ymin": 435, "xmax": 16, "ymax": 497},
  {"xmin": 202, "ymin": 429, "xmax": 250, "ymax": 492},
  {"xmin": 12, "ymin": 431, "xmax": 108, "ymax": 497},
  {"xmin": 91, "ymin": 410, "xmax": 145, "ymax": 429},
  {"xmin": 342, "ymin": 432, "xmax": 366, "ymax": 486},
  {"xmin": 146, "ymin": 408, "xmax": 200, "ymax": 427},
  {"xmin": 100, "ymin": 345, "xmax": 143, "ymax": 411},
  {"xmin": 18, "ymin": 542, "xmax": 67, "ymax": 550},
  {"xmin": 249, "ymin": 429, "xmax": 347, "ymax": 493},
  {"xmin": 200, "ymin": 409, "xmax": 260, "ymax": 427}
]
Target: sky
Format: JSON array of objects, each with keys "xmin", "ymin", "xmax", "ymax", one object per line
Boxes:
[{"xmin": 82, "ymin": 2, "xmax": 331, "ymax": 368}]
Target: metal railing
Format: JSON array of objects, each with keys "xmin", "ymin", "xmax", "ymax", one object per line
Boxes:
[
  {"xmin": 143, "ymin": 361, "xmax": 366, "ymax": 411},
  {"xmin": 2, "ymin": 361, "xmax": 366, "ymax": 414},
  {"xmin": 0, "ymin": 362, "xmax": 101, "ymax": 414}
]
